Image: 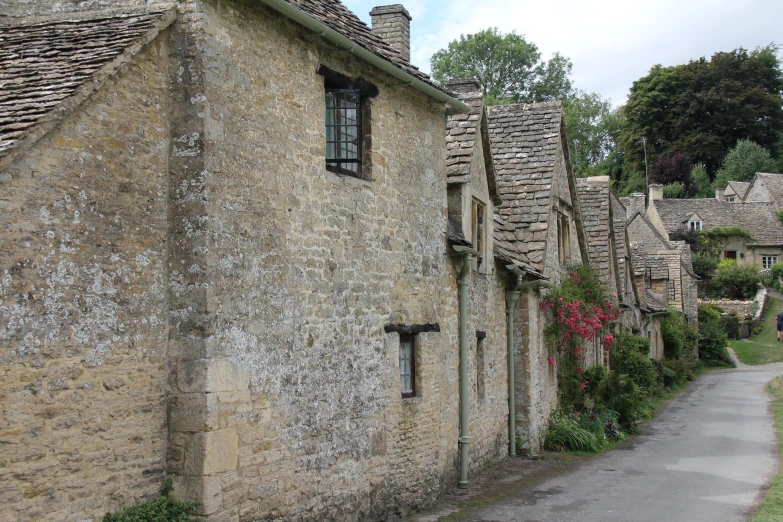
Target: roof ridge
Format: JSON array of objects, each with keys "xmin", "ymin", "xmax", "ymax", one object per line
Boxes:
[{"xmin": 0, "ymin": 3, "xmax": 175, "ymax": 26}]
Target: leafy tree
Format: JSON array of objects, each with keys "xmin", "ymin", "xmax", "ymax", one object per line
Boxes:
[
  {"xmin": 564, "ymin": 91, "xmax": 618, "ymax": 176},
  {"xmin": 651, "ymin": 153, "xmax": 693, "ymax": 193},
  {"xmin": 431, "ymin": 27, "xmax": 573, "ymax": 104},
  {"xmin": 713, "ymin": 139, "xmax": 779, "ymax": 188},
  {"xmin": 691, "ymin": 163, "xmax": 713, "ymax": 198},
  {"xmin": 663, "ymin": 182, "xmax": 687, "ymax": 198},
  {"xmin": 620, "ymin": 45, "xmax": 783, "ymax": 177}
]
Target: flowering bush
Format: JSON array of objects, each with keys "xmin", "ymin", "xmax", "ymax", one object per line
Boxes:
[{"xmin": 542, "ymin": 264, "xmax": 620, "ymax": 410}]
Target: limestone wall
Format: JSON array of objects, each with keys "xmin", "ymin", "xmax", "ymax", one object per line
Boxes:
[
  {"xmin": 164, "ymin": 1, "xmax": 511, "ymax": 520},
  {"xmin": 0, "ymin": 37, "xmax": 171, "ymax": 521}
]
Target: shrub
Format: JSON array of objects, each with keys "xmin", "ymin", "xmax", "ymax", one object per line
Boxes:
[
  {"xmin": 663, "ymin": 356, "xmax": 699, "ymax": 385},
  {"xmin": 598, "ymin": 371, "xmax": 650, "ymax": 432},
  {"xmin": 616, "ymin": 350, "xmax": 658, "ymax": 393},
  {"xmin": 544, "ymin": 413, "xmax": 600, "ymax": 452},
  {"xmin": 103, "ymin": 479, "xmax": 197, "ymax": 522},
  {"xmin": 720, "ymin": 314, "xmax": 740, "ymax": 340},
  {"xmin": 712, "ymin": 259, "xmax": 760, "ymax": 299},
  {"xmin": 662, "ymin": 310, "xmax": 686, "ymax": 359},
  {"xmin": 698, "ymin": 305, "xmax": 722, "ymax": 324},
  {"xmin": 771, "ymin": 262, "xmax": 783, "ymax": 290},
  {"xmin": 691, "ymin": 251, "xmax": 719, "ymax": 279},
  {"xmin": 700, "ymin": 321, "xmax": 734, "ymax": 367},
  {"xmin": 649, "ymin": 358, "xmax": 665, "ymax": 387}
]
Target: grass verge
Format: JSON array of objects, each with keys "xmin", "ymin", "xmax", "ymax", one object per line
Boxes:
[
  {"xmin": 749, "ymin": 375, "xmax": 783, "ymax": 522},
  {"xmin": 730, "ymin": 296, "xmax": 783, "ymax": 365}
]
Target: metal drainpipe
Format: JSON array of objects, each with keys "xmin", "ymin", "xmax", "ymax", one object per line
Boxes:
[
  {"xmin": 453, "ymin": 245, "xmax": 480, "ymax": 489},
  {"xmin": 504, "ymin": 265, "xmax": 525, "ymax": 457}
]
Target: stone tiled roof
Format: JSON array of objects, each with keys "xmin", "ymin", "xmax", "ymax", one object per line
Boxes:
[
  {"xmin": 487, "ymin": 100, "xmax": 563, "ymax": 272},
  {"xmin": 753, "ymin": 173, "xmax": 783, "ymax": 207},
  {"xmin": 286, "ymin": 0, "xmax": 447, "ymax": 94},
  {"xmin": 630, "ymin": 242, "xmax": 645, "ymax": 277},
  {"xmin": 0, "ymin": 5, "xmax": 176, "ymax": 167},
  {"xmin": 726, "ymin": 181, "xmax": 750, "ymax": 200},
  {"xmin": 652, "ymin": 199, "xmax": 783, "ymax": 246},
  {"xmin": 645, "ymin": 289, "xmax": 668, "ymax": 313},
  {"xmin": 576, "ymin": 177, "xmax": 612, "ymax": 283}
]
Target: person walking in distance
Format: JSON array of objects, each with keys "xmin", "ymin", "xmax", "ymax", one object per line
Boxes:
[{"xmin": 778, "ymin": 309, "xmax": 783, "ymax": 341}]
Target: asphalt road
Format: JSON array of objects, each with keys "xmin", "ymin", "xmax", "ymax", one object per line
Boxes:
[{"xmin": 463, "ymin": 365, "xmax": 782, "ymax": 522}]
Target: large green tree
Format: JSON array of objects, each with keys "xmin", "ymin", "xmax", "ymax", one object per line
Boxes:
[
  {"xmin": 430, "ymin": 28, "xmax": 573, "ymax": 104},
  {"xmin": 713, "ymin": 139, "xmax": 779, "ymax": 187},
  {"xmin": 620, "ymin": 45, "xmax": 783, "ymax": 177},
  {"xmin": 563, "ymin": 92, "xmax": 623, "ymax": 178}
]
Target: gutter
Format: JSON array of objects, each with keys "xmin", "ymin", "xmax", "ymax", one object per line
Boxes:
[{"xmin": 257, "ymin": 0, "xmax": 471, "ymax": 114}]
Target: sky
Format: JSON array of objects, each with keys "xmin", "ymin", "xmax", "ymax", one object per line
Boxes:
[{"xmin": 344, "ymin": 0, "xmax": 783, "ymax": 107}]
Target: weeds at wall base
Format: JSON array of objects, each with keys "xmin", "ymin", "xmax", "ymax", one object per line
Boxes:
[{"xmin": 749, "ymin": 375, "xmax": 783, "ymax": 522}]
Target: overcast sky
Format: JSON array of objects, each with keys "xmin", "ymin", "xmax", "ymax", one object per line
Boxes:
[{"xmin": 344, "ymin": 0, "xmax": 782, "ymax": 107}]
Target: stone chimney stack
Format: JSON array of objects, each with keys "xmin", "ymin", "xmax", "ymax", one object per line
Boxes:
[
  {"xmin": 626, "ymin": 193, "xmax": 647, "ymax": 215},
  {"xmin": 715, "ymin": 187, "xmax": 725, "ymax": 201},
  {"xmin": 446, "ymin": 78, "xmax": 481, "ymax": 96},
  {"xmin": 649, "ymin": 184, "xmax": 664, "ymax": 202},
  {"xmin": 370, "ymin": 5, "xmax": 412, "ymax": 62}
]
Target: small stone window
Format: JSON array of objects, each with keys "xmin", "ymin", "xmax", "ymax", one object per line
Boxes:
[
  {"xmin": 645, "ymin": 267, "xmax": 652, "ymax": 289},
  {"xmin": 725, "ymin": 196, "xmax": 736, "ymax": 203},
  {"xmin": 471, "ymin": 199, "xmax": 486, "ymax": 270},
  {"xmin": 688, "ymin": 220, "xmax": 702, "ymax": 231},
  {"xmin": 319, "ymin": 66, "xmax": 377, "ymax": 179},
  {"xmin": 476, "ymin": 331, "xmax": 486, "ymax": 401},
  {"xmin": 557, "ymin": 213, "xmax": 571, "ymax": 264},
  {"xmin": 666, "ymin": 279, "xmax": 676, "ymax": 301},
  {"xmin": 399, "ymin": 334, "xmax": 416, "ymax": 398},
  {"xmin": 763, "ymin": 256, "xmax": 779, "ymax": 270}
]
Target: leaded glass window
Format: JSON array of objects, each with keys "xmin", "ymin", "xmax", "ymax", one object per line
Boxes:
[
  {"xmin": 325, "ymin": 89, "xmax": 361, "ymax": 177},
  {"xmin": 399, "ymin": 335, "xmax": 415, "ymax": 398}
]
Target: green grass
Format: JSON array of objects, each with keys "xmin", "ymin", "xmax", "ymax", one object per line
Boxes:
[
  {"xmin": 730, "ymin": 296, "xmax": 783, "ymax": 365},
  {"xmin": 749, "ymin": 375, "xmax": 783, "ymax": 521}
]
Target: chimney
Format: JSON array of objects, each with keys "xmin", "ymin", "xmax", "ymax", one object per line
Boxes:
[
  {"xmin": 446, "ymin": 78, "xmax": 481, "ymax": 97},
  {"xmin": 649, "ymin": 184, "xmax": 664, "ymax": 202},
  {"xmin": 626, "ymin": 193, "xmax": 646, "ymax": 215},
  {"xmin": 715, "ymin": 187, "xmax": 725, "ymax": 201},
  {"xmin": 370, "ymin": 5, "xmax": 412, "ymax": 62}
]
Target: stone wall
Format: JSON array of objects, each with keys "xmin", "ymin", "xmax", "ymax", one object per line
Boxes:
[
  {"xmin": 0, "ymin": 36, "xmax": 171, "ymax": 521},
  {"xmin": 165, "ymin": 1, "xmax": 511, "ymax": 519}
]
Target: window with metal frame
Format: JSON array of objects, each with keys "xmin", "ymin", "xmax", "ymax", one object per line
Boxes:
[
  {"xmin": 399, "ymin": 334, "xmax": 416, "ymax": 398},
  {"xmin": 666, "ymin": 279, "xmax": 676, "ymax": 301},
  {"xmin": 325, "ymin": 89, "xmax": 361, "ymax": 177},
  {"xmin": 645, "ymin": 266, "xmax": 652, "ymax": 289}
]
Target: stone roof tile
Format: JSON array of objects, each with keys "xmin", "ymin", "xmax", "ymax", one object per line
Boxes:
[{"xmin": 0, "ymin": 5, "xmax": 176, "ymax": 165}]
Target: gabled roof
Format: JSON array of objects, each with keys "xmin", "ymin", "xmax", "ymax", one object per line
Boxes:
[
  {"xmin": 644, "ymin": 289, "xmax": 668, "ymax": 313},
  {"xmin": 749, "ymin": 172, "xmax": 783, "ymax": 208},
  {"xmin": 445, "ymin": 79, "xmax": 499, "ymax": 204},
  {"xmin": 651, "ymin": 199, "xmax": 783, "ymax": 246},
  {"xmin": 576, "ymin": 176, "xmax": 615, "ymax": 286},
  {"xmin": 0, "ymin": 5, "xmax": 177, "ymax": 169},
  {"xmin": 726, "ymin": 181, "xmax": 750, "ymax": 200},
  {"xmin": 487, "ymin": 100, "xmax": 564, "ymax": 271},
  {"xmin": 626, "ymin": 210, "xmax": 671, "ymax": 251},
  {"xmin": 284, "ymin": 0, "xmax": 447, "ymax": 95}
]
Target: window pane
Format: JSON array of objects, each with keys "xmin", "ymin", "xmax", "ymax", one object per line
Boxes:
[{"xmin": 400, "ymin": 341, "xmax": 412, "ymax": 392}]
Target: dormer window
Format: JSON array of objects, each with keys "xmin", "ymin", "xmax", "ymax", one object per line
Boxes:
[
  {"xmin": 725, "ymin": 196, "xmax": 735, "ymax": 203},
  {"xmin": 689, "ymin": 220, "xmax": 702, "ymax": 231}
]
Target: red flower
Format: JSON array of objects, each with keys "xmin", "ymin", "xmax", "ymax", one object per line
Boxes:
[{"xmin": 547, "ymin": 356, "xmax": 555, "ymax": 365}]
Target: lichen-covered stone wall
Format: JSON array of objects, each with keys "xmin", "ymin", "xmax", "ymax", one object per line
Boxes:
[{"xmin": 0, "ymin": 36, "xmax": 171, "ymax": 521}]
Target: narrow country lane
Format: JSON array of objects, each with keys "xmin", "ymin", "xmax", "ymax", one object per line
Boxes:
[{"xmin": 460, "ymin": 366, "xmax": 783, "ymax": 522}]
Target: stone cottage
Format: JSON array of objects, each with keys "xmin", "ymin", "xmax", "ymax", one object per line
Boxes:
[
  {"xmin": 0, "ymin": 1, "xmax": 596, "ymax": 520},
  {"xmin": 647, "ymin": 183, "xmax": 783, "ymax": 270},
  {"xmin": 744, "ymin": 172, "xmax": 783, "ymax": 209}
]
